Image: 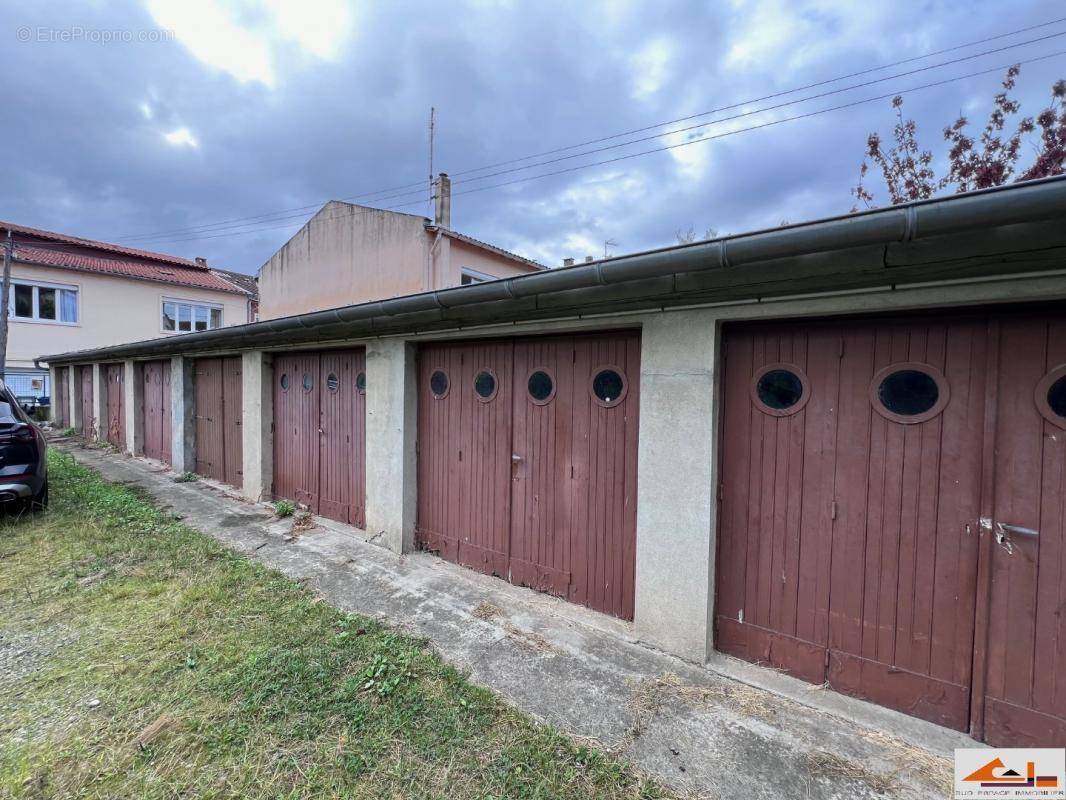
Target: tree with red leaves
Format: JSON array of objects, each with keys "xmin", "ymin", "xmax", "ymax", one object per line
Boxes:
[{"xmin": 852, "ymin": 65, "xmax": 1065, "ymax": 209}]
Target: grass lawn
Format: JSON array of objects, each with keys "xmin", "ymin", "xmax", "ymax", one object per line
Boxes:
[{"xmin": 0, "ymin": 451, "xmax": 672, "ymax": 799}]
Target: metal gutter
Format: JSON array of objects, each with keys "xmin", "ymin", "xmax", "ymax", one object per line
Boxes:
[{"xmin": 41, "ymin": 175, "xmax": 1066, "ymax": 364}]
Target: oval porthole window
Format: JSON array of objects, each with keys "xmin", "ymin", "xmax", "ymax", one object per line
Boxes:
[
  {"xmin": 429, "ymin": 370, "xmax": 449, "ymax": 399},
  {"xmin": 750, "ymin": 363, "xmax": 810, "ymax": 417},
  {"xmin": 474, "ymin": 369, "xmax": 497, "ymax": 401},
  {"xmin": 326, "ymin": 372, "xmax": 339, "ymax": 392},
  {"xmin": 355, "ymin": 371, "xmax": 366, "ymax": 394},
  {"xmin": 302, "ymin": 373, "xmax": 314, "ymax": 392},
  {"xmin": 280, "ymin": 373, "xmax": 290, "ymax": 391},
  {"xmin": 1035, "ymin": 364, "xmax": 1066, "ymax": 430},
  {"xmin": 870, "ymin": 362, "xmax": 948, "ymax": 424},
  {"xmin": 527, "ymin": 369, "xmax": 555, "ymax": 404},
  {"xmin": 591, "ymin": 367, "xmax": 627, "ymax": 407}
]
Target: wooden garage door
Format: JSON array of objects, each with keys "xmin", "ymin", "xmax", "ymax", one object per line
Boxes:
[
  {"xmin": 194, "ymin": 357, "xmax": 243, "ymax": 488},
  {"xmin": 980, "ymin": 314, "xmax": 1066, "ymax": 746},
  {"xmin": 272, "ymin": 350, "xmax": 367, "ymax": 527},
  {"xmin": 717, "ymin": 309, "xmax": 1066, "ymax": 745},
  {"xmin": 105, "ymin": 364, "xmax": 125, "ymax": 450},
  {"xmin": 142, "ymin": 360, "xmax": 171, "ymax": 464},
  {"xmin": 416, "ymin": 332, "xmax": 640, "ymax": 619},
  {"xmin": 79, "ymin": 366, "xmax": 94, "ymax": 438}
]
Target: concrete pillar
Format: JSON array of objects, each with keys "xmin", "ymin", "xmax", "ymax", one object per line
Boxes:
[
  {"xmin": 68, "ymin": 366, "xmax": 80, "ymax": 432},
  {"xmin": 633, "ymin": 310, "xmax": 721, "ymax": 662},
  {"xmin": 364, "ymin": 339, "xmax": 417, "ymax": 553},
  {"xmin": 91, "ymin": 363, "xmax": 107, "ymax": 441},
  {"xmin": 170, "ymin": 356, "xmax": 196, "ymax": 473},
  {"xmin": 124, "ymin": 360, "xmax": 143, "ymax": 455},
  {"xmin": 240, "ymin": 351, "xmax": 273, "ymax": 502},
  {"xmin": 47, "ymin": 364, "xmax": 60, "ymax": 423}
]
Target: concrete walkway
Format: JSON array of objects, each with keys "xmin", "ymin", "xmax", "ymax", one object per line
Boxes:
[{"xmin": 60, "ymin": 441, "xmax": 970, "ymax": 799}]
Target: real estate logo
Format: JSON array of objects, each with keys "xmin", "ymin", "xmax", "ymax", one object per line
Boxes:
[{"xmin": 955, "ymin": 749, "xmax": 1065, "ymax": 799}]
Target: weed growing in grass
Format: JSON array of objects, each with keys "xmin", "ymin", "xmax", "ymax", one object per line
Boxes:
[
  {"xmin": 272, "ymin": 499, "xmax": 295, "ymax": 518},
  {"xmin": 0, "ymin": 451, "xmax": 674, "ymax": 800}
]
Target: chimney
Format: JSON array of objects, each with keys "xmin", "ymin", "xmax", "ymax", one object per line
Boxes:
[
  {"xmin": 194, "ymin": 257, "xmax": 208, "ymax": 267},
  {"xmin": 434, "ymin": 172, "xmax": 451, "ymax": 228},
  {"xmin": 563, "ymin": 257, "xmax": 575, "ymax": 267}
]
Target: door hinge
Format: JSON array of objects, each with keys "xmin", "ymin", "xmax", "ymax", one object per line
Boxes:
[
  {"xmin": 831, "ymin": 500, "xmax": 838, "ymax": 520},
  {"xmin": 717, "ymin": 482, "xmax": 724, "ymax": 501},
  {"xmin": 838, "ymin": 337, "xmax": 845, "ymax": 358},
  {"xmin": 824, "ymin": 650, "xmax": 831, "ymax": 669}
]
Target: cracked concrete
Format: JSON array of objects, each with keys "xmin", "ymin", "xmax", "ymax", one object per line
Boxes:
[{"xmin": 58, "ymin": 442, "xmax": 972, "ymax": 799}]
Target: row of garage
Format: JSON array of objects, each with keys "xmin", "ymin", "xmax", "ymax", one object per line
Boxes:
[{"xmin": 57, "ymin": 311, "xmax": 1066, "ymax": 746}]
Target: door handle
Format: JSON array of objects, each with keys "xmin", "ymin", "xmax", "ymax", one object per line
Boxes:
[
  {"xmin": 994, "ymin": 521, "xmax": 1038, "ymax": 555},
  {"xmin": 511, "ymin": 454, "xmax": 523, "ymax": 463}
]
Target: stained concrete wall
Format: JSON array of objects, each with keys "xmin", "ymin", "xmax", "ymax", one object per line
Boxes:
[
  {"xmin": 241, "ymin": 351, "xmax": 273, "ymax": 503},
  {"xmin": 124, "ymin": 360, "xmax": 143, "ymax": 456},
  {"xmin": 634, "ymin": 311, "xmax": 720, "ymax": 661},
  {"xmin": 364, "ymin": 339, "xmax": 417, "ymax": 554},
  {"xmin": 170, "ymin": 356, "xmax": 195, "ymax": 474}
]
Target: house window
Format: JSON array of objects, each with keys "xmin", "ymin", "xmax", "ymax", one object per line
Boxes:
[
  {"xmin": 460, "ymin": 267, "xmax": 496, "ymax": 285},
  {"xmin": 8, "ymin": 280, "xmax": 79, "ymax": 324},
  {"xmin": 162, "ymin": 299, "xmax": 223, "ymax": 333}
]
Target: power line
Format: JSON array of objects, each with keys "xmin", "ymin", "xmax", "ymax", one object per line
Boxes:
[
  {"xmin": 137, "ymin": 48, "xmax": 1066, "ymax": 249},
  {"xmin": 446, "ymin": 30, "xmax": 1066, "ymax": 189},
  {"xmin": 450, "ymin": 15, "xmax": 1066, "ymax": 178},
  {"xmin": 114, "ymin": 16, "xmax": 1066, "ymax": 245}
]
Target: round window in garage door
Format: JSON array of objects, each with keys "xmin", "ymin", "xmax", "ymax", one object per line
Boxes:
[
  {"xmin": 474, "ymin": 369, "xmax": 498, "ymax": 402},
  {"xmin": 527, "ymin": 368, "xmax": 556, "ymax": 405},
  {"xmin": 870, "ymin": 362, "xmax": 949, "ymax": 424},
  {"xmin": 1035, "ymin": 364, "xmax": 1066, "ymax": 430},
  {"xmin": 751, "ymin": 363, "xmax": 810, "ymax": 417},
  {"xmin": 429, "ymin": 369, "xmax": 449, "ymax": 399},
  {"xmin": 590, "ymin": 366, "xmax": 628, "ymax": 407}
]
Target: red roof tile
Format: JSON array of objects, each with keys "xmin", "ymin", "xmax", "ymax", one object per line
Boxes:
[
  {"xmin": 14, "ymin": 245, "xmax": 246, "ymax": 293},
  {"xmin": 2, "ymin": 220, "xmax": 248, "ymax": 295}
]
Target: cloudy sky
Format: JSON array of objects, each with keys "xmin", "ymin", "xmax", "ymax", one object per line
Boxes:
[{"xmin": 2, "ymin": 0, "xmax": 1064, "ymax": 274}]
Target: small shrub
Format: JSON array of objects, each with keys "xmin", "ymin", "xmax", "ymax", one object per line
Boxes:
[
  {"xmin": 174, "ymin": 472, "xmax": 199, "ymax": 483},
  {"xmin": 273, "ymin": 500, "xmax": 295, "ymax": 518}
]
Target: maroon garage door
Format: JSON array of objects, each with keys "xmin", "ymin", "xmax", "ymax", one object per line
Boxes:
[
  {"xmin": 142, "ymin": 360, "xmax": 172, "ymax": 464},
  {"xmin": 716, "ymin": 309, "xmax": 1066, "ymax": 745},
  {"xmin": 105, "ymin": 364, "xmax": 125, "ymax": 450},
  {"xmin": 273, "ymin": 350, "xmax": 367, "ymax": 528},
  {"xmin": 416, "ymin": 332, "xmax": 640, "ymax": 619},
  {"xmin": 79, "ymin": 366, "xmax": 94, "ymax": 438},
  {"xmin": 194, "ymin": 357, "xmax": 243, "ymax": 488}
]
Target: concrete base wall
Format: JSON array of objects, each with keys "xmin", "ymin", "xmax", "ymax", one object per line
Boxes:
[
  {"xmin": 633, "ymin": 311, "xmax": 720, "ymax": 661},
  {"xmin": 364, "ymin": 339, "xmax": 417, "ymax": 554},
  {"xmin": 241, "ymin": 351, "xmax": 273, "ymax": 502},
  {"xmin": 170, "ymin": 356, "xmax": 196, "ymax": 473}
]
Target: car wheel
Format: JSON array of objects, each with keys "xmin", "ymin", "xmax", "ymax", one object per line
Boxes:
[{"xmin": 30, "ymin": 479, "xmax": 48, "ymax": 512}]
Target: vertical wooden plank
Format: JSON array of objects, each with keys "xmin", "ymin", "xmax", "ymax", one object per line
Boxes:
[{"xmin": 222, "ymin": 356, "xmax": 243, "ymax": 488}]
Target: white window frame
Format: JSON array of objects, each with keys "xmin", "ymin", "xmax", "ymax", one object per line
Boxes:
[
  {"xmin": 8, "ymin": 278, "xmax": 80, "ymax": 326},
  {"xmin": 161, "ymin": 297, "xmax": 224, "ymax": 334},
  {"xmin": 460, "ymin": 267, "xmax": 497, "ymax": 285}
]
